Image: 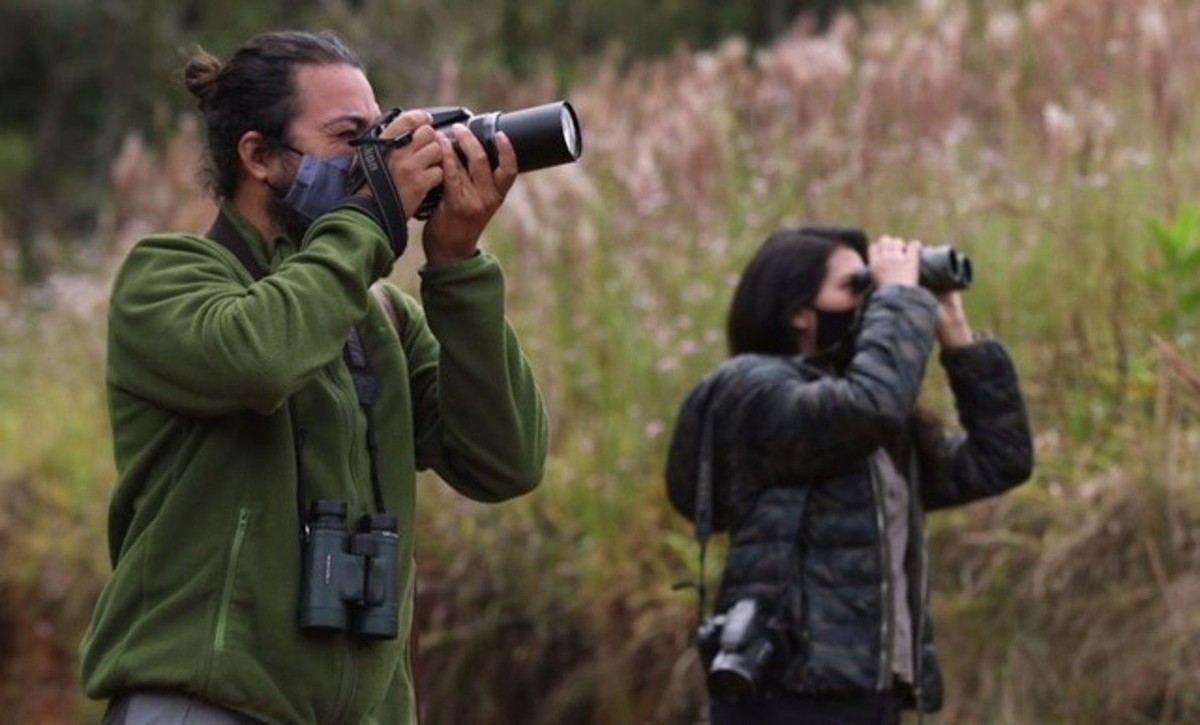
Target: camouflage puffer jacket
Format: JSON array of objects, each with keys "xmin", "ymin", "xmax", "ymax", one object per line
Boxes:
[{"xmin": 666, "ymin": 285, "xmax": 1033, "ymax": 713}]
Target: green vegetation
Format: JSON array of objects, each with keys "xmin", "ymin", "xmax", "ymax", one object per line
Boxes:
[
  {"xmin": 3, "ymin": 0, "xmax": 1200, "ymax": 722},
  {"xmin": 0, "ymin": 0, "xmax": 870, "ymax": 280}
]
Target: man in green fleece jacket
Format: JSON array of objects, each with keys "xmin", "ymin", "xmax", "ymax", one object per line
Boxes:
[{"xmin": 81, "ymin": 30, "xmax": 548, "ymax": 724}]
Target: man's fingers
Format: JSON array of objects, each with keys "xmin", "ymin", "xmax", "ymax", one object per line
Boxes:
[
  {"xmin": 419, "ymin": 166, "xmax": 445, "ymax": 194},
  {"xmin": 406, "ymin": 137, "xmax": 445, "ymax": 170},
  {"xmin": 450, "ymin": 125, "xmax": 492, "ymax": 184},
  {"xmin": 381, "ymin": 110, "xmax": 432, "ymax": 139},
  {"xmin": 492, "ymin": 132, "xmax": 518, "ymax": 195}
]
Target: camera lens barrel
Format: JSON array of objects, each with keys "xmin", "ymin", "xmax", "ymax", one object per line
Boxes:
[
  {"xmin": 708, "ymin": 637, "xmax": 775, "ymax": 703},
  {"xmin": 705, "ymin": 599, "xmax": 776, "ymax": 702},
  {"xmin": 484, "ymin": 101, "xmax": 583, "ymax": 172},
  {"xmin": 413, "ymin": 100, "xmax": 583, "ymax": 220}
]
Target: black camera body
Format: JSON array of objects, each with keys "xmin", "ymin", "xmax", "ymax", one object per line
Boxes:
[
  {"xmin": 299, "ymin": 499, "xmax": 400, "ymax": 640},
  {"xmin": 413, "ymin": 100, "xmax": 583, "ymax": 219},
  {"xmin": 697, "ymin": 599, "xmax": 778, "ymax": 703}
]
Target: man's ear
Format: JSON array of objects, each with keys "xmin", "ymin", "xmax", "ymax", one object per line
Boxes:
[{"xmin": 237, "ymin": 130, "xmax": 276, "ymax": 184}]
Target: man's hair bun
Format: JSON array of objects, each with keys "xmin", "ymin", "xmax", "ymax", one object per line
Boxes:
[{"xmin": 182, "ymin": 47, "xmax": 223, "ymax": 104}]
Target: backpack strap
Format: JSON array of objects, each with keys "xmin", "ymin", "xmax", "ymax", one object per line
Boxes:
[
  {"xmin": 370, "ymin": 282, "xmax": 404, "ymax": 338},
  {"xmin": 206, "ymin": 210, "xmax": 267, "ymax": 281}
]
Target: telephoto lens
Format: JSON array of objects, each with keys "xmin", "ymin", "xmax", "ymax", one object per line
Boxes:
[
  {"xmin": 427, "ymin": 100, "xmax": 582, "ymax": 172},
  {"xmin": 414, "ymin": 100, "xmax": 583, "ymax": 219}
]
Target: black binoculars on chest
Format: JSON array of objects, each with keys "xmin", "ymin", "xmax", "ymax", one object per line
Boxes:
[{"xmin": 299, "ymin": 499, "xmax": 400, "ymax": 640}]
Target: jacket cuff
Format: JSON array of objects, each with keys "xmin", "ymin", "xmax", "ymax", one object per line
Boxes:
[
  {"xmin": 940, "ymin": 338, "xmax": 1012, "ymax": 378},
  {"xmin": 333, "ymin": 195, "xmax": 408, "ymax": 258}
]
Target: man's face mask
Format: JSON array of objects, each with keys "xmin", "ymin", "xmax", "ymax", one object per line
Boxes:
[{"xmin": 275, "ymin": 148, "xmax": 354, "ymax": 226}]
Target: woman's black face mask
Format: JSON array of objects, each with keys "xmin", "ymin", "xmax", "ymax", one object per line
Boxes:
[
  {"xmin": 807, "ymin": 307, "xmax": 862, "ymax": 371},
  {"xmin": 814, "ymin": 308, "xmax": 859, "ymax": 353},
  {"xmin": 808, "ymin": 264, "xmax": 873, "ymax": 369}
]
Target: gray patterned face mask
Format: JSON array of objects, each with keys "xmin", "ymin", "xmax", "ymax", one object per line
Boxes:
[{"xmin": 276, "ymin": 150, "xmax": 354, "ymax": 225}]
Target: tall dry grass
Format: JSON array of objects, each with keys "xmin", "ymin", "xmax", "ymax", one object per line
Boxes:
[{"xmin": 3, "ymin": 0, "xmax": 1200, "ymax": 722}]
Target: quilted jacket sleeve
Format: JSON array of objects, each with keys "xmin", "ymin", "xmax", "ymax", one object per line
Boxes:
[{"xmin": 920, "ymin": 339, "xmax": 1034, "ymax": 510}]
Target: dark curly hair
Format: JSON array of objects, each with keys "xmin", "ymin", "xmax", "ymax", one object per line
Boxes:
[{"xmin": 181, "ymin": 30, "xmax": 362, "ymax": 198}]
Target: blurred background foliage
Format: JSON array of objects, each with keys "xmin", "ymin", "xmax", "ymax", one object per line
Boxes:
[
  {"xmin": 4, "ymin": 0, "xmax": 1200, "ymax": 723},
  {"xmin": 0, "ymin": 0, "xmax": 870, "ymax": 280}
]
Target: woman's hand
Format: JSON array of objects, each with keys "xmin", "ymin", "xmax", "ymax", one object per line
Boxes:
[
  {"xmin": 870, "ymin": 235, "xmax": 921, "ymax": 288},
  {"xmin": 935, "ymin": 291, "xmax": 974, "ymax": 348}
]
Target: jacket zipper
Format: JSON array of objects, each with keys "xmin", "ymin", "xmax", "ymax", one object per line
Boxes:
[
  {"xmin": 912, "ymin": 543, "xmax": 929, "ymax": 724},
  {"xmin": 214, "ymin": 507, "xmax": 251, "ymax": 650},
  {"xmin": 329, "ymin": 642, "xmax": 358, "ymax": 724},
  {"xmin": 869, "ymin": 457, "xmax": 894, "ymax": 691},
  {"xmin": 909, "ymin": 451, "xmax": 929, "ymax": 720}
]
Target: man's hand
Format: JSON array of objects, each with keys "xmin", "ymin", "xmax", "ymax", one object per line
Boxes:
[
  {"xmin": 421, "ymin": 124, "xmax": 518, "ymax": 266},
  {"xmin": 376, "ymin": 110, "xmax": 445, "ymax": 219},
  {"xmin": 870, "ymin": 235, "xmax": 921, "ymax": 288}
]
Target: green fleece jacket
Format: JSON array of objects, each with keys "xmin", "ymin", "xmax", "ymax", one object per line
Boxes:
[{"xmin": 81, "ymin": 202, "xmax": 548, "ymax": 723}]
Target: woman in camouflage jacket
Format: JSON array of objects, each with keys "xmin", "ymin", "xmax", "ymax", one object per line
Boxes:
[{"xmin": 666, "ymin": 227, "xmax": 1033, "ymax": 724}]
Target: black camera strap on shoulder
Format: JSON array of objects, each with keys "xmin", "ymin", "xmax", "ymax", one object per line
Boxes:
[
  {"xmin": 205, "ymin": 210, "xmax": 390, "ymax": 539},
  {"xmin": 674, "ymin": 384, "xmax": 720, "ymax": 627}
]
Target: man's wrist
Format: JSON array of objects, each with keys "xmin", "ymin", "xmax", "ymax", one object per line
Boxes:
[{"xmin": 424, "ymin": 247, "xmax": 480, "ymax": 267}]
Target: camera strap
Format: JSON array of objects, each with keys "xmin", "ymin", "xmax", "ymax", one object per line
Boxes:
[
  {"xmin": 205, "ymin": 210, "xmax": 391, "ymax": 538},
  {"xmin": 689, "ymin": 386, "xmax": 720, "ymax": 625},
  {"xmin": 346, "ymin": 107, "xmax": 410, "ymax": 256}
]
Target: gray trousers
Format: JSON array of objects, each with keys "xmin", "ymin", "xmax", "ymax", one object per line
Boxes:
[{"xmin": 103, "ymin": 692, "xmax": 261, "ymax": 724}]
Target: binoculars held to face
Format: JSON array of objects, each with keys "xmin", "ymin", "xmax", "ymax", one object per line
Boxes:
[
  {"xmin": 299, "ymin": 499, "xmax": 400, "ymax": 639},
  {"xmin": 413, "ymin": 100, "xmax": 583, "ymax": 219},
  {"xmin": 850, "ymin": 245, "xmax": 973, "ymax": 294}
]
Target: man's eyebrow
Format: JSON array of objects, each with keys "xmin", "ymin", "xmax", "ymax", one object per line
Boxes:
[{"xmin": 321, "ymin": 114, "xmax": 371, "ymax": 131}]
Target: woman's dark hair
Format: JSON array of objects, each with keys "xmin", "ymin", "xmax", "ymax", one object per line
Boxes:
[
  {"xmin": 727, "ymin": 225, "xmax": 947, "ymax": 477},
  {"xmin": 726, "ymin": 226, "xmax": 868, "ymax": 356},
  {"xmin": 181, "ymin": 31, "xmax": 363, "ymax": 198}
]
